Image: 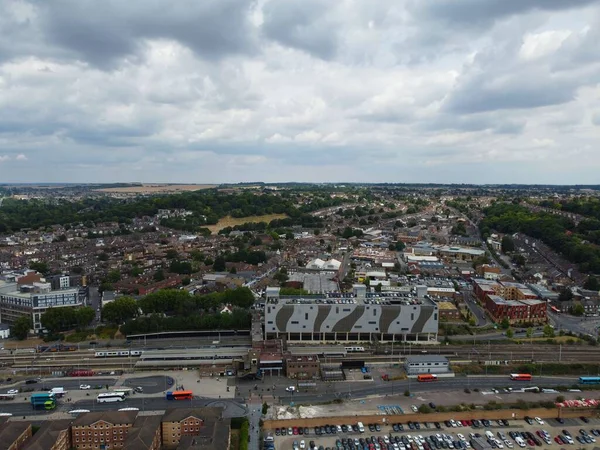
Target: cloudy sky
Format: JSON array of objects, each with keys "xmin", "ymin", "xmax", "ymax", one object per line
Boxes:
[{"xmin": 0, "ymin": 0, "xmax": 599, "ymax": 184}]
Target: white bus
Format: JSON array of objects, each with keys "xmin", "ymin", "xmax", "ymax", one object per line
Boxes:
[
  {"xmin": 97, "ymin": 392, "xmax": 125, "ymax": 403},
  {"xmin": 111, "ymin": 387, "xmax": 133, "ymax": 396}
]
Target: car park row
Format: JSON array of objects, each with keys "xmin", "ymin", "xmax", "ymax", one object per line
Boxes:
[{"xmin": 269, "ymin": 416, "xmax": 597, "ymax": 450}]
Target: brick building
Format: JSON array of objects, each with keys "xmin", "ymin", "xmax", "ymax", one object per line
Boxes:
[
  {"xmin": 23, "ymin": 419, "xmax": 71, "ymax": 450},
  {"xmin": 124, "ymin": 415, "xmax": 162, "ymax": 450},
  {"xmin": 485, "ymin": 295, "xmax": 528, "ymax": 323},
  {"xmin": 485, "ymin": 295, "xmax": 546, "ymax": 324},
  {"xmin": 0, "ymin": 421, "xmax": 33, "ymax": 450},
  {"xmin": 71, "ymin": 410, "xmax": 137, "ymax": 450},
  {"xmin": 161, "ymin": 408, "xmax": 227, "ymax": 450},
  {"xmin": 285, "ymin": 355, "xmax": 320, "ymax": 380},
  {"xmin": 437, "ymin": 301, "xmax": 461, "ymax": 321}
]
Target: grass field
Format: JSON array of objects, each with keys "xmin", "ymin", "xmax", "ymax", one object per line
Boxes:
[
  {"xmin": 95, "ymin": 184, "xmax": 217, "ymax": 193},
  {"xmin": 207, "ymin": 214, "xmax": 288, "ymax": 233}
]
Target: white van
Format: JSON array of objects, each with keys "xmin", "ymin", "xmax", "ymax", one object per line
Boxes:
[
  {"xmin": 357, "ymin": 422, "xmax": 365, "ymax": 433},
  {"xmin": 485, "ymin": 431, "xmax": 494, "ymax": 440}
]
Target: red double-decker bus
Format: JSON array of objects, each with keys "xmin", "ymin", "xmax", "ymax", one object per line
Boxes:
[
  {"xmin": 166, "ymin": 390, "xmax": 193, "ymax": 400},
  {"xmin": 510, "ymin": 373, "xmax": 532, "ymax": 381},
  {"xmin": 417, "ymin": 374, "xmax": 438, "ymax": 382}
]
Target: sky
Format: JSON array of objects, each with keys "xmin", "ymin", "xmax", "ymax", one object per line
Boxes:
[{"xmin": 0, "ymin": 0, "xmax": 599, "ymax": 185}]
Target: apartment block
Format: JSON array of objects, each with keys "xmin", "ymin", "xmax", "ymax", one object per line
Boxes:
[
  {"xmin": 23, "ymin": 419, "xmax": 72, "ymax": 450},
  {"xmin": 0, "ymin": 421, "xmax": 33, "ymax": 450},
  {"xmin": 0, "ymin": 280, "xmax": 83, "ymax": 332},
  {"xmin": 124, "ymin": 415, "xmax": 162, "ymax": 450},
  {"xmin": 161, "ymin": 408, "xmax": 227, "ymax": 450},
  {"xmin": 71, "ymin": 411, "xmax": 137, "ymax": 450}
]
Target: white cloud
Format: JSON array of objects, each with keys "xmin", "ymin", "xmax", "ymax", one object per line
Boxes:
[
  {"xmin": 0, "ymin": 0, "xmax": 598, "ymax": 183},
  {"xmin": 519, "ymin": 30, "xmax": 572, "ymax": 60}
]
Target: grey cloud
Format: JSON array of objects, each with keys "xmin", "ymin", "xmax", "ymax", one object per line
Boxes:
[
  {"xmin": 261, "ymin": 0, "xmax": 338, "ymax": 59},
  {"xmin": 36, "ymin": 0, "xmax": 257, "ymax": 68},
  {"xmin": 423, "ymin": 114, "xmax": 525, "ymax": 135},
  {"xmin": 444, "ymin": 80, "xmax": 576, "ymax": 114},
  {"xmin": 592, "ymin": 113, "xmax": 600, "ymax": 126},
  {"xmin": 416, "ymin": 0, "xmax": 600, "ymax": 28}
]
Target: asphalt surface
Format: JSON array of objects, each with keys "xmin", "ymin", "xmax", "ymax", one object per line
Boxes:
[
  {"xmin": 549, "ymin": 311, "xmax": 600, "ymax": 337},
  {"xmin": 274, "ymin": 376, "xmax": 580, "ymax": 405},
  {"xmin": 121, "ymin": 376, "xmax": 173, "ymax": 394},
  {"xmin": 462, "ymin": 291, "xmax": 488, "ymax": 326},
  {"xmin": 1, "ymin": 378, "xmax": 116, "ymax": 394}
]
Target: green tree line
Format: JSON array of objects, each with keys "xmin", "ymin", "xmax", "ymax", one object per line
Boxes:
[
  {"xmin": 0, "ymin": 189, "xmax": 348, "ymax": 233},
  {"xmin": 481, "ymin": 202, "xmax": 600, "ymax": 273}
]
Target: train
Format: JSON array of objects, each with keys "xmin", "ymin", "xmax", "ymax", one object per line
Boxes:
[
  {"xmin": 36, "ymin": 344, "xmax": 78, "ymax": 353},
  {"xmin": 344, "ymin": 346, "xmax": 365, "ymax": 352},
  {"xmin": 94, "ymin": 350, "xmax": 144, "ymax": 358}
]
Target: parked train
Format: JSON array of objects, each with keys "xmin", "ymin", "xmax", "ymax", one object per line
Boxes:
[
  {"xmin": 344, "ymin": 346, "xmax": 365, "ymax": 352},
  {"xmin": 94, "ymin": 350, "xmax": 144, "ymax": 358},
  {"xmin": 36, "ymin": 344, "xmax": 78, "ymax": 353}
]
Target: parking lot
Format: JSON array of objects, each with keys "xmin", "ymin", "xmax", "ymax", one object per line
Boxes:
[{"xmin": 267, "ymin": 415, "xmax": 600, "ymax": 450}]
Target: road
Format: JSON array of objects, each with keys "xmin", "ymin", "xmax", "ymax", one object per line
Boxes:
[
  {"xmin": 87, "ymin": 286, "xmax": 101, "ymax": 323},
  {"xmin": 549, "ymin": 311, "xmax": 599, "ymax": 337},
  {"xmin": 1, "ymin": 378, "xmax": 116, "ymax": 394},
  {"xmin": 274, "ymin": 375, "xmax": 579, "ymax": 405},
  {"xmin": 0, "ymin": 373, "xmax": 583, "ymax": 448},
  {"xmin": 462, "ymin": 291, "xmax": 488, "ymax": 326}
]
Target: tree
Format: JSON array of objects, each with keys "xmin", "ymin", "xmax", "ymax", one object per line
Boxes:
[
  {"xmin": 153, "ymin": 270, "xmax": 165, "ymax": 282},
  {"xmin": 558, "ymin": 288, "xmax": 573, "ymax": 302},
  {"xmin": 526, "ymin": 327, "xmax": 534, "ymax": 339},
  {"xmin": 11, "ymin": 315, "xmax": 32, "ymax": 340},
  {"xmin": 500, "ymin": 317, "xmax": 510, "ymax": 329},
  {"xmin": 213, "ymin": 256, "xmax": 226, "ymax": 272},
  {"xmin": 105, "ymin": 270, "xmax": 121, "ymax": 283},
  {"xmin": 273, "ymin": 270, "xmax": 289, "ymax": 286},
  {"xmin": 101, "ymin": 297, "xmax": 139, "ymax": 324},
  {"xmin": 41, "ymin": 308, "xmax": 74, "ymax": 333},
  {"xmin": 29, "ymin": 261, "xmax": 49, "ymax": 275},
  {"xmin": 501, "ymin": 235, "xmax": 515, "ymax": 253},
  {"xmin": 543, "ymin": 324, "xmax": 555, "ymax": 338},
  {"xmin": 75, "ymin": 307, "xmax": 95, "ymax": 328},
  {"xmin": 571, "ymin": 304, "xmax": 585, "ymax": 316},
  {"xmin": 451, "ymin": 222, "xmax": 467, "ymax": 236},
  {"xmin": 584, "ymin": 276, "xmax": 600, "ymax": 291},
  {"xmin": 71, "ymin": 266, "xmax": 84, "ymax": 275},
  {"xmin": 506, "ymin": 328, "xmax": 514, "ymax": 338},
  {"xmin": 166, "ymin": 249, "xmax": 179, "ymax": 260}
]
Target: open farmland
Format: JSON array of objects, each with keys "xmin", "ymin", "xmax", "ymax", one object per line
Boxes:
[
  {"xmin": 94, "ymin": 184, "xmax": 217, "ymax": 193},
  {"xmin": 206, "ymin": 214, "xmax": 288, "ymax": 233}
]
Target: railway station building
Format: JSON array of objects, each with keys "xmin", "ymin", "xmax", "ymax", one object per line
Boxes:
[
  {"xmin": 404, "ymin": 355, "xmax": 450, "ymax": 375},
  {"xmin": 264, "ymin": 285, "xmax": 439, "ymax": 343}
]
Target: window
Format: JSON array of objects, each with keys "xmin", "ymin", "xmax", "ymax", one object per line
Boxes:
[
  {"xmin": 368, "ymin": 321, "xmax": 376, "ymax": 324},
  {"xmin": 267, "ymin": 321, "xmax": 273, "ymax": 324},
  {"xmin": 291, "ymin": 321, "xmax": 299, "ymax": 324},
  {"xmin": 305, "ymin": 313, "xmax": 308, "ymax": 320},
  {"xmin": 373, "ymin": 309, "xmax": 376, "ymax": 316}
]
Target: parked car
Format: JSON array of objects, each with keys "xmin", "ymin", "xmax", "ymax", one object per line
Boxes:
[{"xmin": 79, "ymin": 384, "xmax": 91, "ymax": 390}]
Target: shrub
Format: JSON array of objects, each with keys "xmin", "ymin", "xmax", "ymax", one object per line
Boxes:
[
  {"xmin": 464, "ymin": 388, "xmax": 471, "ymax": 394},
  {"xmin": 404, "ymin": 390, "xmax": 410, "ymax": 397}
]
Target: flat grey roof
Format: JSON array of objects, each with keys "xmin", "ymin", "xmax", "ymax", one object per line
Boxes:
[{"xmin": 405, "ymin": 355, "xmax": 449, "ymax": 363}]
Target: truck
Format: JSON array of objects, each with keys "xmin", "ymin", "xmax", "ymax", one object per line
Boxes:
[
  {"xmin": 30, "ymin": 393, "xmax": 56, "ymax": 410},
  {"xmin": 48, "ymin": 387, "xmax": 67, "ymax": 397}
]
